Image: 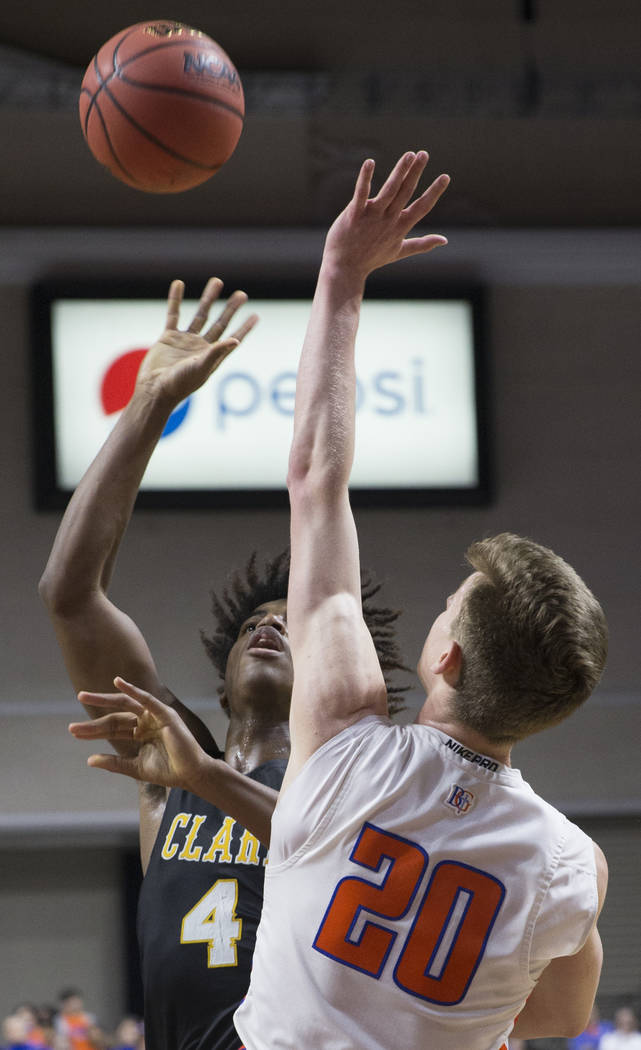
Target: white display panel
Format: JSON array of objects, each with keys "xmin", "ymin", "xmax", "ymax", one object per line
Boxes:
[{"xmin": 34, "ymin": 285, "xmax": 488, "ymax": 508}]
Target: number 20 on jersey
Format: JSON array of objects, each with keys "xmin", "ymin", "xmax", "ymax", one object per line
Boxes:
[{"xmin": 313, "ymin": 822, "xmax": 505, "ymax": 1005}]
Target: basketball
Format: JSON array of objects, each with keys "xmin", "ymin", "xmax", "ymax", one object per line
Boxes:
[{"xmin": 78, "ymin": 20, "xmax": 244, "ymax": 193}]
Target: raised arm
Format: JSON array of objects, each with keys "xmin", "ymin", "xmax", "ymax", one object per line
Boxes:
[
  {"xmin": 39, "ymin": 277, "xmax": 255, "ymax": 731},
  {"xmin": 284, "ymin": 152, "xmax": 449, "ymax": 785},
  {"xmin": 39, "ymin": 279, "xmax": 256, "ymax": 866}
]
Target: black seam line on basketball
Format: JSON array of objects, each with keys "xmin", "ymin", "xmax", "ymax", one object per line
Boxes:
[
  {"xmin": 87, "ymin": 93, "xmax": 143, "ymax": 186},
  {"xmin": 81, "ymin": 55, "xmax": 108, "ymax": 136},
  {"xmin": 114, "ymin": 75, "xmax": 244, "ymax": 120},
  {"xmin": 112, "ymin": 24, "xmax": 149, "ymax": 76},
  {"xmin": 99, "ymin": 80, "xmax": 224, "ymax": 171}
]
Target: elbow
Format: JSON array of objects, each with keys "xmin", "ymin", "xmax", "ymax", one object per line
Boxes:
[
  {"xmin": 38, "ymin": 564, "xmax": 88, "ymax": 618},
  {"xmin": 286, "ymin": 446, "xmax": 312, "ymax": 492},
  {"xmin": 562, "ymin": 1003, "xmax": 599, "ymax": 1039},
  {"xmin": 287, "ymin": 450, "xmax": 347, "ymax": 505},
  {"xmin": 38, "ymin": 565, "xmax": 57, "ymax": 610},
  {"xmin": 558, "ymin": 1019, "xmax": 591, "ymax": 1040},
  {"xmin": 287, "ymin": 467, "xmax": 345, "ymax": 511}
]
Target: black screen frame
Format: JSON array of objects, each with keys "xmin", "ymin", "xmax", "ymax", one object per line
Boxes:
[{"xmin": 31, "ymin": 275, "xmax": 491, "ymax": 511}]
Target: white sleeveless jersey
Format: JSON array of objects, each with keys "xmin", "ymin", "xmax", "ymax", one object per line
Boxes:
[{"xmin": 235, "ymin": 717, "xmax": 598, "ymax": 1050}]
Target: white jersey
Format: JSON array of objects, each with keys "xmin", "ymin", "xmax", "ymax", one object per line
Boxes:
[{"xmin": 235, "ymin": 717, "xmax": 598, "ymax": 1050}]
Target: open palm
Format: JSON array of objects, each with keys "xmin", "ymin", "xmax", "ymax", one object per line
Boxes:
[
  {"xmin": 323, "ymin": 151, "xmax": 449, "ymax": 280},
  {"xmin": 136, "ymin": 277, "xmax": 258, "ymax": 405}
]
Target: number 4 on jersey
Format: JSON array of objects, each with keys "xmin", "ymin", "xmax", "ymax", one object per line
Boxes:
[
  {"xmin": 181, "ymin": 879, "xmax": 243, "ymax": 967},
  {"xmin": 313, "ymin": 823, "xmax": 505, "ymax": 1004}
]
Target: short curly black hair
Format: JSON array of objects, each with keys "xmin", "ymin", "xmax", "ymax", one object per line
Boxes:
[{"xmin": 201, "ymin": 550, "xmax": 409, "ymax": 715}]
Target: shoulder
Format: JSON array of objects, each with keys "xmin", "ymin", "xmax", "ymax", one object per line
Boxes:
[
  {"xmin": 272, "ymin": 716, "xmax": 395, "ymax": 857},
  {"xmin": 282, "ymin": 717, "xmax": 460, "ymax": 803},
  {"xmin": 556, "ymin": 815, "xmax": 602, "ymax": 887},
  {"xmin": 541, "ymin": 814, "xmax": 600, "ymax": 912},
  {"xmin": 529, "ymin": 813, "xmax": 601, "ymax": 963},
  {"xmin": 290, "ymin": 715, "xmax": 399, "ymax": 783},
  {"xmin": 591, "ymin": 838, "xmax": 608, "ymax": 901}
]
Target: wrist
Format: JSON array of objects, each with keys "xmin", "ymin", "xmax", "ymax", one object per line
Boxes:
[
  {"xmin": 318, "ymin": 254, "xmax": 368, "ymax": 297},
  {"xmin": 125, "ymin": 380, "xmax": 176, "ymax": 428},
  {"xmin": 187, "ymin": 752, "xmax": 221, "ymax": 799}
]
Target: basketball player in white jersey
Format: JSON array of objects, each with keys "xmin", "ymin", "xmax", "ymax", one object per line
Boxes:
[{"xmin": 74, "ymin": 151, "xmax": 608, "ymax": 1049}]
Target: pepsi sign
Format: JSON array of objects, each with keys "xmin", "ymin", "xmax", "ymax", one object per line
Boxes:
[{"xmin": 32, "ymin": 281, "xmax": 488, "ymax": 509}]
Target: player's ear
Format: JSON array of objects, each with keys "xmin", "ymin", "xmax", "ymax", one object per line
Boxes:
[
  {"xmin": 218, "ymin": 690, "xmax": 231, "ymax": 717},
  {"xmin": 431, "ymin": 640, "xmax": 462, "ymax": 686}
]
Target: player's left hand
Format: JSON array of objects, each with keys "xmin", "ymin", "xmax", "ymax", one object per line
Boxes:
[
  {"xmin": 322, "ymin": 151, "xmax": 450, "ymax": 281},
  {"xmin": 69, "ymin": 677, "xmax": 212, "ymax": 792},
  {"xmin": 135, "ymin": 277, "xmax": 259, "ymax": 407}
]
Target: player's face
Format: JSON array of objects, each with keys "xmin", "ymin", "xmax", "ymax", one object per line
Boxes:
[
  {"xmin": 222, "ymin": 598, "xmax": 292, "ymax": 719},
  {"xmin": 416, "ymin": 573, "xmax": 481, "ymax": 690}
]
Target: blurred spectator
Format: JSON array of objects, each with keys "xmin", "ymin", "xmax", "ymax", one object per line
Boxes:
[
  {"xmin": 11, "ymin": 1004, "xmax": 54, "ymax": 1049},
  {"xmin": 85, "ymin": 1026, "xmax": 108, "ymax": 1050},
  {"xmin": 53, "ymin": 991, "xmax": 95, "ymax": 1050},
  {"xmin": 111, "ymin": 1018, "xmax": 143, "ymax": 1050},
  {"xmin": 568, "ymin": 1005, "xmax": 614, "ymax": 1049},
  {"xmin": 599, "ymin": 1008, "xmax": 641, "ymax": 1050},
  {"xmin": 2, "ymin": 1012, "xmax": 32, "ymax": 1050}
]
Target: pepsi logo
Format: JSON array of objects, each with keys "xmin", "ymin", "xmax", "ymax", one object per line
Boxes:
[{"xmin": 100, "ymin": 349, "xmax": 190, "ymax": 437}]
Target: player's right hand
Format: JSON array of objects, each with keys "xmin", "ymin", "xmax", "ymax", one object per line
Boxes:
[{"xmin": 322, "ymin": 152, "xmax": 449, "ymax": 282}]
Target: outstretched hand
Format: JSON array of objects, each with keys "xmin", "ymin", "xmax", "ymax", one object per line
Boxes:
[
  {"xmin": 136, "ymin": 277, "xmax": 258, "ymax": 405},
  {"xmin": 323, "ymin": 151, "xmax": 450, "ymax": 281},
  {"xmin": 69, "ymin": 677, "xmax": 211, "ymax": 793}
]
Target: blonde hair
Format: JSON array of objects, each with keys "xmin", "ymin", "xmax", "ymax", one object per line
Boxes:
[{"xmin": 451, "ymin": 533, "xmax": 608, "ymax": 743}]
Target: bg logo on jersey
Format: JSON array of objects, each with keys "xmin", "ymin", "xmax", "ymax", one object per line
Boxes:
[{"xmin": 100, "ymin": 349, "xmax": 190, "ymax": 437}]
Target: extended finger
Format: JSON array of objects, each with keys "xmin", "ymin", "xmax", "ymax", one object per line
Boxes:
[
  {"xmin": 389, "ymin": 150, "xmax": 430, "ymax": 214},
  {"xmin": 402, "ymin": 173, "xmax": 451, "ymax": 227},
  {"xmin": 165, "ymin": 280, "xmax": 185, "ymax": 331},
  {"xmin": 69, "ymin": 711, "xmax": 138, "ymax": 740},
  {"xmin": 77, "ymin": 689, "xmax": 145, "ymax": 717},
  {"xmin": 203, "ymin": 289, "xmax": 249, "ymax": 342},
  {"xmin": 188, "ymin": 337, "xmax": 240, "ymax": 382},
  {"xmin": 87, "ymin": 753, "xmax": 141, "ymax": 780},
  {"xmin": 352, "ymin": 158, "xmax": 376, "ymax": 210},
  {"xmin": 187, "ymin": 277, "xmax": 224, "ymax": 333},
  {"xmin": 230, "ymin": 312, "xmax": 259, "ymax": 345},
  {"xmin": 398, "ymin": 233, "xmax": 448, "ymax": 260},
  {"xmin": 370, "ymin": 152, "xmax": 416, "ymax": 209},
  {"xmin": 113, "ymin": 676, "xmax": 173, "ymax": 721}
]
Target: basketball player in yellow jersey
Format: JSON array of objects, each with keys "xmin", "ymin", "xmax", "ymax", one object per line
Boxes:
[
  {"xmin": 50, "ymin": 270, "xmax": 409, "ymax": 1050},
  {"xmin": 74, "ymin": 152, "xmax": 608, "ymax": 1049}
]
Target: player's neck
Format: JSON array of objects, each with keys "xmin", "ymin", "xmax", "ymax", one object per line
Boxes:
[
  {"xmin": 223, "ymin": 717, "xmax": 290, "ymax": 774},
  {"xmin": 415, "ymin": 693, "xmax": 512, "ymax": 766}
]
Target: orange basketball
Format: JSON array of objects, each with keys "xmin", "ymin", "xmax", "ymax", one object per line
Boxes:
[{"xmin": 79, "ymin": 20, "xmax": 244, "ymax": 193}]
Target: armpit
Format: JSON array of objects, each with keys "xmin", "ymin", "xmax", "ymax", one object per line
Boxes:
[{"xmin": 141, "ymin": 781, "xmax": 169, "ymax": 807}]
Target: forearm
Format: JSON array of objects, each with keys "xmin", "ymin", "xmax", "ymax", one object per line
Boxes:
[
  {"xmin": 39, "ymin": 387, "xmax": 177, "ymax": 732},
  {"xmin": 190, "ymin": 757, "xmax": 279, "ymax": 846},
  {"xmin": 512, "ymin": 928, "xmax": 604, "ymax": 1039},
  {"xmin": 287, "ymin": 259, "xmax": 365, "ymax": 492},
  {"xmin": 284, "ymin": 256, "xmax": 382, "ymax": 766},
  {"xmin": 39, "ymin": 388, "xmax": 173, "ymax": 607}
]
